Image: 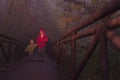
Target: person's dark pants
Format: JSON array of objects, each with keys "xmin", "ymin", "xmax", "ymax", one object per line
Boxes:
[{"xmin": 38, "ymin": 47, "xmax": 44, "ymax": 60}]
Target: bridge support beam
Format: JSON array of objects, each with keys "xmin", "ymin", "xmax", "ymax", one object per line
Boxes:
[
  {"xmin": 98, "ymin": 23, "xmax": 109, "ymax": 80},
  {"xmin": 71, "ymin": 32, "xmax": 76, "ymax": 76}
]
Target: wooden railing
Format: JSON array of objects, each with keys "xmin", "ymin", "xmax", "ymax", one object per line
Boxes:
[
  {"xmin": 48, "ymin": 0, "xmax": 120, "ymax": 80},
  {"xmin": 0, "ymin": 34, "xmax": 25, "ymax": 68}
]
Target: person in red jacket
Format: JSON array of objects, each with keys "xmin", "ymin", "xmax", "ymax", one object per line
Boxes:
[{"xmin": 36, "ymin": 28, "xmax": 48, "ymax": 60}]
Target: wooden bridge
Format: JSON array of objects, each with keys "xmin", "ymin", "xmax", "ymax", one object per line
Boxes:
[{"xmin": 0, "ymin": 0, "xmax": 120, "ymax": 80}]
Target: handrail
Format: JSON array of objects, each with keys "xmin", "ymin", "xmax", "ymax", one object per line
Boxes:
[
  {"xmin": 49, "ymin": 0, "xmax": 120, "ymax": 80},
  {"xmin": 0, "ymin": 34, "xmax": 24, "ymax": 70},
  {"xmin": 58, "ymin": 17, "xmax": 120, "ymax": 44},
  {"xmin": 0, "ymin": 34, "xmax": 22, "ymax": 43}
]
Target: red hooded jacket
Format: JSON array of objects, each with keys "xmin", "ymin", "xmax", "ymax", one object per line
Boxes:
[{"xmin": 36, "ymin": 28, "xmax": 48, "ymax": 48}]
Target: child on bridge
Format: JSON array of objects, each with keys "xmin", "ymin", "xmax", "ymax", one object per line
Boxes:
[{"xmin": 25, "ymin": 39, "xmax": 37, "ymax": 56}]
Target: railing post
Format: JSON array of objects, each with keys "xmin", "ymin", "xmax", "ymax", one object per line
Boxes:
[
  {"xmin": 14, "ymin": 44, "xmax": 24, "ymax": 61},
  {"xmin": 58, "ymin": 44, "xmax": 64, "ymax": 67},
  {"xmin": 56, "ymin": 41, "xmax": 62, "ymax": 65},
  {"xmin": 71, "ymin": 32, "xmax": 76, "ymax": 75},
  {"xmin": 55, "ymin": 42, "xmax": 59, "ymax": 63},
  {"xmin": 54, "ymin": 44, "xmax": 57, "ymax": 63},
  {"xmin": 58, "ymin": 44, "xmax": 62, "ymax": 65},
  {"xmin": 62, "ymin": 44, "xmax": 66, "ymax": 69},
  {"xmin": 16, "ymin": 45, "xmax": 21, "ymax": 60},
  {"xmin": 0, "ymin": 42, "xmax": 8, "ymax": 63},
  {"xmin": 98, "ymin": 25, "xmax": 109, "ymax": 80},
  {"xmin": 7, "ymin": 40, "xmax": 12, "ymax": 63},
  {"xmin": 100, "ymin": 39, "xmax": 109, "ymax": 80},
  {"xmin": 14, "ymin": 45, "xmax": 19, "ymax": 61},
  {"xmin": 20, "ymin": 45, "xmax": 24, "ymax": 59},
  {"xmin": 59, "ymin": 44, "xmax": 65, "ymax": 69}
]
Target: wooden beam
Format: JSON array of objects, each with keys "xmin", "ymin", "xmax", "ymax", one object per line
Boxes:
[
  {"xmin": 98, "ymin": 23, "xmax": 109, "ymax": 80},
  {"xmin": 58, "ymin": 16, "xmax": 120, "ymax": 44},
  {"xmin": 106, "ymin": 30, "xmax": 120, "ymax": 51}
]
